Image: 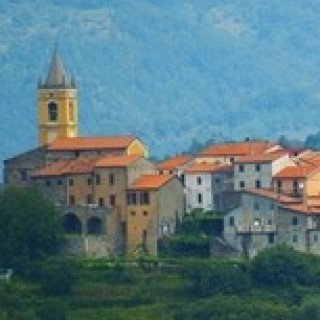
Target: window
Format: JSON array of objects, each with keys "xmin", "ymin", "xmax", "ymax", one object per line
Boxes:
[
  {"xmin": 87, "ymin": 194, "xmax": 93, "ymax": 204},
  {"xmin": 230, "ymin": 157, "xmax": 235, "ymax": 163},
  {"xmin": 69, "ymin": 195, "xmax": 75, "ymax": 205},
  {"xmin": 197, "ymin": 193, "xmax": 203, "ymax": 204},
  {"xmin": 292, "ymin": 216, "xmax": 299, "ymax": 226},
  {"xmin": 95, "ymin": 174, "xmax": 101, "ymax": 185},
  {"xmin": 109, "ymin": 173, "xmax": 115, "ymax": 186},
  {"xmin": 127, "ymin": 193, "xmax": 137, "ymax": 205},
  {"xmin": 45, "ymin": 180, "xmax": 51, "ymax": 187},
  {"xmin": 69, "ymin": 178, "xmax": 74, "ymax": 186},
  {"xmin": 197, "ymin": 176, "xmax": 202, "ymax": 185},
  {"xmin": 293, "ymin": 235, "xmax": 298, "ymax": 243},
  {"xmin": 268, "ymin": 233, "xmax": 275, "ymax": 244},
  {"xmin": 269, "ymin": 203, "xmax": 275, "ymax": 210},
  {"xmin": 131, "ymin": 211, "xmax": 136, "ymax": 216},
  {"xmin": 98, "ymin": 198, "xmax": 104, "ymax": 207},
  {"xmin": 215, "ymin": 177, "xmax": 221, "ymax": 184},
  {"xmin": 140, "ymin": 192, "xmax": 150, "ymax": 205},
  {"xmin": 143, "ymin": 211, "xmax": 148, "ymax": 216},
  {"xmin": 255, "ymin": 180, "xmax": 261, "ymax": 189},
  {"xmin": 239, "ymin": 164, "xmax": 245, "ymax": 172},
  {"xmin": 293, "ymin": 180, "xmax": 299, "ymax": 194},
  {"xmin": 74, "ymin": 151, "xmax": 80, "ymax": 158},
  {"xmin": 277, "ymin": 180, "xmax": 282, "ymax": 193},
  {"xmin": 57, "ymin": 179, "xmax": 63, "ymax": 186},
  {"xmin": 48, "ymin": 101, "xmax": 58, "ymax": 121},
  {"xmin": 87, "ymin": 178, "xmax": 92, "ymax": 185},
  {"xmin": 255, "ymin": 164, "xmax": 261, "ymax": 172},
  {"xmin": 20, "ymin": 169, "xmax": 28, "ymax": 181},
  {"xmin": 267, "ymin": 219, "xmax": 273, "ymax": 225},
  {"xmin": 142, "ymin": 229, "xmax": 147, "ymax": 247},
  {"xmin": 314, "ymin": 234, "xmax": 319, "ymax": 242},
  {"xmin": 239, "ymin": 181, "xmax": 245, "ymax": 189},
  {"xmin": 254, "ymin": 219, "xmax": 261, "ymax": 226},
  {"xmin": 110, "ymin": 195, "xmax": 116, "ymax": 206},
  {"xmin": 69, "ymin": 102, "xmax": 74, "ymax": 122},
  {"xmin": 229, "ymin": 216, "xmax": 235, "ymax": 227},
  {"xmin": 254, "ymin": 202, "xmax": 260, "ymax": 210},
  {"xmin": 180, "ymin": 174, "xmax": 185, "ymax": 186}
]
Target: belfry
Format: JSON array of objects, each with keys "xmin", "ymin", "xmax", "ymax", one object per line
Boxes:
[{"xmin": 37, "ymin": 47, "xmax": 78, "ymax": 145}]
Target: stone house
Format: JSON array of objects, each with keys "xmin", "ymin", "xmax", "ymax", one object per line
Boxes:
[
  {"xmin": 185, "ymin": 163, "xmax": 233, "ymax": 212},
  {"xmin": 127, "ymin": 174, "xmax": 184, "ymax": 255},
  {"xmin": 224, "ymin": 188, "xmax": 320, "ymax": 258},
  {"xmin": 234, "ymin": 151, "xmax": 294, "ymax": 191}
]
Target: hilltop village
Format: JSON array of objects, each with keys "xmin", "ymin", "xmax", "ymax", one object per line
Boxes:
[{"xmin": 4, "ymin": 49, "xmax": 320, "ymax": 259}]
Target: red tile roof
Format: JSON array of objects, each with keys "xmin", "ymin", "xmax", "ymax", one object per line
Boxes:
[
  {"xmin": 48, "ymin": 136, "xmax": 136, "ymax": 151},
  {"xmin": 235, "ymin": 151, "xmax": 288, "ymax": 164},
  {"xmin": 130, "ymin": 174, "xmax": 174, "ymax": 190},
  {"xmin": 274, "ymin": 165, "xmax": 317, "ymax": 179},
  {"xmin": 246, "ymin": 188, "xmax": 301, "ymax": 204},
  {"xmin": 185, "ymin": 163, "xmax": 232, "ymax": 174},
  {"xmin": 95, "ymin": 155, "xmax": 141, "ymax": 168},
  {"xmin": 199, "ymin": 141, "xmax": 278, "ymax": 157},
  {"xmin": 245, "ymin": 189, "xmax": 320, "ymax": 215},
  {"xmin": 157, "ymin": 155, "xmax": 192, "ymax": 171},
  {"xmin": 33, "ymin": 157, "xmax": 97, "ymax": 177}
]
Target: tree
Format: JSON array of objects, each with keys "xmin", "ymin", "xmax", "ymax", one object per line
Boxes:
[
  {"xmin": 0, "ymin": 187, "xmax": 63, "ymax": 275},
  {"xmin": 251, "ymin": 246, "xmax": 310, "ymax": 287}
]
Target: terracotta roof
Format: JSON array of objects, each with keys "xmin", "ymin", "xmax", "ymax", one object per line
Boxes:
[
  {"xmin": 274, "ymin": 165, "xmax": 317, "ymax": 179},
  {"xmin": 246, "ymin": 188, "xmax": 302, "ymax": 204},
  {"xmin": 157, "ymin": 155, "xmax": 192, "ymax": 171},
  {"xmin": 282, "ymin": 203, "xmax": 320, "ymax": 215},
  {"xmin": 95, "ymin": 155, "xmax": 141, "ymax": 168},
  {"xmin": 235, "ymin": 151, "xmax": 288, "ymax": 164},
  {"xmin": 199, "ymin": 141, "xmax": 279, "ymax": 157},
  {"xmin": 48, "ymin": 136, "xmax": 136, "ymax": 151},
  {"xmin": 246, "ymin": 189, "xmax": 320, "ymax": 215},
  {"xmin": 33, "ymin": 157, "xmax": 97, "ymax": 177},
  {"xmin": 185, "ymin": 163, "xmax": 232, "ymax": 174},
  {"xmin": 130, "ymin": 174, "xmax": 174, "ymax": 190}
]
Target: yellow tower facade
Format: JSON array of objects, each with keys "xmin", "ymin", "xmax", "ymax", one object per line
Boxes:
[{"xmin": 38, "ymin": 48, "xmax": 78, "ymax": 145}]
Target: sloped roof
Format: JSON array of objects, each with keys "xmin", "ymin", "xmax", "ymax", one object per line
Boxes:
[
  {"xmin": 44, "ymin": 48, "xmax": 73, "ymax": 88},
  {"xmin": 130, "ymin": 174, "xmax": 174, "ymax": 190},
  {"xmin": 200, "ymin": 141, "xmax": 278, "ymax": 157},
  {"xmin": 235, "ymin": 151, "xmax": 288, "ymax": 164},
  {"xmin": 33, "ymin": 157, "xmax": 98, "ymax": 177},
  {"xmin": 185, "ymin": 163, "xmax": 232, "ymax": 174},
  {"xmin": 274, "ymin": 165, "xmax": 318, "ymax": 179},
  {"xmin": 95, "ymin": 155, "xmax": 141, "ymax": 168},
  {"xmin": 48, "ymin": 136, "xmax": 136, "ymax": 151},
  {"xmin": 245, "ymin": 189, "xmax": 320, "ymax": 215},
  {"xmin": 157, "ymin": 155, "xmax": 192, "ymax": 171}
]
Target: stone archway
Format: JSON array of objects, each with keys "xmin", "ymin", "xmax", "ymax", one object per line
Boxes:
[
  {"xmin": 63, "ymin": 213, "xmax": 82, "ymax": 234},
  {"xmin": 86, "ymin": 217, "xmax": 103, "ymax": 235}
]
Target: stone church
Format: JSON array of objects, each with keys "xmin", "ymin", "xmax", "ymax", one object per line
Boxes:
[{"xmin": 3, "ymin": 49, "xmax": 184, "ymax": 257}]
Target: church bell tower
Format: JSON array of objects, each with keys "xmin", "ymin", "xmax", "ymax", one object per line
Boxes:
[{"xmin": 38, "ymin": 47, "xmax": 78, "ymax": 145}]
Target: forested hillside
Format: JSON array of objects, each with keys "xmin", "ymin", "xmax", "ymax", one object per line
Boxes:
[{"xmin": 2, "ymin": 0, "xmax": 320, "ymax": 166}]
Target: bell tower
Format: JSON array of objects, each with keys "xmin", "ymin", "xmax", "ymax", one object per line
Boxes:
[{"xmin": 38, "ymin": 47, "xmax": 78, "ymax": 145}]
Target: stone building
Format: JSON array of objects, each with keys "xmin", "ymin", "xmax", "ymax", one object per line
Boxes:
[
  {"xmin": 3, "ymin": 48, "xmax": 184, "ymax": 257},
  {"xmin": 127, "ymin": 174, "xmax": 184, "ymax": 255}
]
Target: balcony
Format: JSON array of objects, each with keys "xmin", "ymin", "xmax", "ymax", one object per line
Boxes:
[{"xmin": 236, "ymin": 224, "xmax": 277, "ymax": 234}]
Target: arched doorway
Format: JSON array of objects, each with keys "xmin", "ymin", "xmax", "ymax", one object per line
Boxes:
[
  {"xmin": 63, "ymin": 213, "xmax": 82, "ymax": 234},
  {"xmin": 86, "ymin": 217, "xmax": 103, "ymax": 235}
]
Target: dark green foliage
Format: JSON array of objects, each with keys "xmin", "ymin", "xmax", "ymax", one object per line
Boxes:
[
  {"xmin": 251, "ymin": 246, "xmax": 310, "ymax": 287},
  {"xmin": 32, "ymin": 257, "xmax": 78, "ymax": 296},
  {"xmin": 36, "ymin": 299, "xmax": 66, "ymax": 320},
  {"xmin": 0, "ymin": 187, "xmax": 63, "ymax": 275},
  {"xmin": 181, "ymin": 260, "xmax": 251, "ymax": 297},
  {"xmin": 160, "ymin": 210, "xmax": 224, "ymax": 258}
]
